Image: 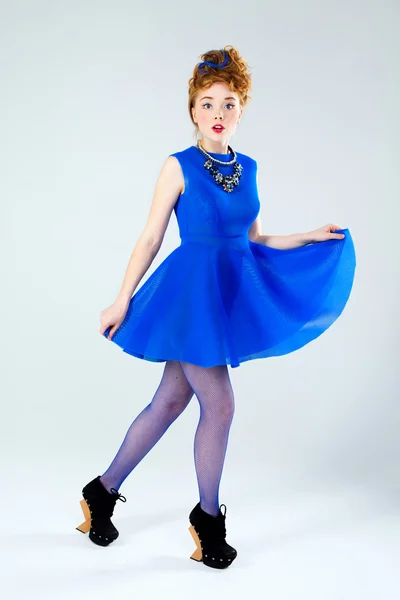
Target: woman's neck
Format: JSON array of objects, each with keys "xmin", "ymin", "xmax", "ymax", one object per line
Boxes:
[{"xmin": 198, "ymin": 140, "xmax": 230, "ymax": 154}]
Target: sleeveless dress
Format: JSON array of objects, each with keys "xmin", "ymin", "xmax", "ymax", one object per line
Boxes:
[{"xmin": 103, "ymin": 145, "xmax": 356, "ymax": 368}]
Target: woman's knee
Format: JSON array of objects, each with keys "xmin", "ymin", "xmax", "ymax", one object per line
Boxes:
[
  {"xmin": 201, "ymin": 389, "xmax": 235, "ymax": 424},
  {"xmin": 153, "ymin": 360, "xmax": 194, "ymax": 418},
  {"xmin": 166, "ymin": 392, "xmax": 194, "ymax": 418},
  {"xmin": 220, "ymin": 391, "xmax": 235, "ymax": 422},
  {"xmin": 149, "ymin": 388, "xmax": 193, "ymax": 421}
]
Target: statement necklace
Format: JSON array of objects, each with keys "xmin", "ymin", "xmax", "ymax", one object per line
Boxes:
[{"xmin": 196, "ymin": 141, "xmax": 243, "ymax": 193}]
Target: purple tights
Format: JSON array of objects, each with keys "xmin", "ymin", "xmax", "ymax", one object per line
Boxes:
[{"xmin": 99, "ymin": 360, "xmax": 235, "ymax": 516}]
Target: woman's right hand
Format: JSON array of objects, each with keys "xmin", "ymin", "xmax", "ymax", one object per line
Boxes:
[{"xmin": 99, "ymin": 299, "xmax": 130, "ymax": 341}]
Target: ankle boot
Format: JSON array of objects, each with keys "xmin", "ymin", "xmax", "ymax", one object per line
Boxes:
[
  {"xmin": 76, "ymin": 476, "xmax": 127, "ymax": 547},
  {"xmin": 188, "ymin": 502, "xmax": 237, "ymax": 569}
]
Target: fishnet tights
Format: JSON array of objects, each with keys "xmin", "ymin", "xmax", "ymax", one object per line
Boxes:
[{"xmin": 100, "ymin": 360, "xmax": 235, "ymax": 516}]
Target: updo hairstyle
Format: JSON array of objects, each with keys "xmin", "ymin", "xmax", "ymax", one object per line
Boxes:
[{"xmin": 187, "ymin": 45, "xmax": 252, "ymax": 140}]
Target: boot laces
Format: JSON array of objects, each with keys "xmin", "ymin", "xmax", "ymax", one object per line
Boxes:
[
  {"xmin": 214, "ymin": 504, "xmax": 227, "ymax": 540},
  {"xmin": 110, "ymin": 488, "xmax": 127, "ymax": 503},
  {"xmin": 94, "ymin": 488, "xmax": 126, "ymax": 519}
]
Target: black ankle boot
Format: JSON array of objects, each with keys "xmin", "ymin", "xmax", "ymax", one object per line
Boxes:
[
  {"xmin": 76, "ymin": 476, "xmax": 127, "ymax": 547},
  {"xmin": 188, "ymin": 502, "xmax": 237, "ymax": 569}
]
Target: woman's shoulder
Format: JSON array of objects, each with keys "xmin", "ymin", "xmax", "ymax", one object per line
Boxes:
[
  {"xmin": 235, "ymin": 150, "xmax": 257, "ymax": 166},
  {"xmin": 168, "ymin": 145, "xmax": 194, "ymax": 159}
]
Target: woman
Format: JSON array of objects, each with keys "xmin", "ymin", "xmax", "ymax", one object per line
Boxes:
[{"xmin": 76, "ymin": 45, "xmax": 356, "ymax": 569}]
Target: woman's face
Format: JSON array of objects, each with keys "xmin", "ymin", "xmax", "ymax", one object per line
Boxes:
[{"xmin": 191, "ymin": 82, "xmax": 242, "ymax": 147}]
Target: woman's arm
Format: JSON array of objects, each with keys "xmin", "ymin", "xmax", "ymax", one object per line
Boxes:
[
  {"xmin": 248, "ymin": 215, "xmax": 313, "ymax": 249},
  {"xmin": 115, "ymin": 156, "xmax": 184, "ymax": 304},
  {"xmin": 248, "ymin": 215, "xmax": 345, "ymax": 250}
]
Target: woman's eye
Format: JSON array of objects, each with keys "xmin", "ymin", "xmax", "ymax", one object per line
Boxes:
[{"xmin": 201, "ymin": 103, "xmax": 236, "ymax": 109}]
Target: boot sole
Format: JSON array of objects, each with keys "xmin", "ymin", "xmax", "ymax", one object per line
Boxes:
[
  {"xmin": 188, "ymin": 525, "xmax": 236, "ymax": 568},
  {"xmin": 76, "ymin": 498, "xmax": 118, "ymax": 546}
]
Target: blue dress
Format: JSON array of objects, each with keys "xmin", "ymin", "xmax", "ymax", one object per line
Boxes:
[{"xmin": 104, "ymin": 145, "xmax": 356, "ymax": 368}]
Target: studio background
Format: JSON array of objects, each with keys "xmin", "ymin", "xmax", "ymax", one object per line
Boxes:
[{"xmin": 1, "ymin": 1, "xmax": 399, "ymax": 599}]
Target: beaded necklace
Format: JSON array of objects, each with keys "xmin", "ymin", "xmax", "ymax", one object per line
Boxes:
[{"xmin": 196, "ymin": 141, "xmax": 243, "ymax": 193}]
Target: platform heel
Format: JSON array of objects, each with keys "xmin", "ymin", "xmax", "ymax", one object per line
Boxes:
[
  {"xmin": 188, "ymin": 502, "xmax": 237, "ymax": 569},
  {"xmin": 76, "ymin": 475, "xmax": 127, "ymax": 547}
]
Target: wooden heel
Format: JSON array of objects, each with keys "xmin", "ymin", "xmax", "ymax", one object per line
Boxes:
[
  {"xmin": 76, "ymin": 498, "xmax": 91, "ymax": 534},
  {"xmin": 188, "ymin": 525, "xmax": 203, "ymax": 561}
]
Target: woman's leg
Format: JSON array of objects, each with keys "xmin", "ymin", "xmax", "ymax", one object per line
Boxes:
[
  {"xmin": 179, "ymin": 361, "xmax": 235, "ymax": 517},
  {"xmin": 100, "ymin": 360, "xmax": 194, "ymax": 491}
]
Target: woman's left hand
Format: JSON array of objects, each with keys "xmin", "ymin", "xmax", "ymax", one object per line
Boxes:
[{"xmin": 307, "ymin": 224, "xmax": 346, "ymax": 244}]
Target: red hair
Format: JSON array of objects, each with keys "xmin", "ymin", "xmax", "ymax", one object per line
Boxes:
[{"xmin": 188, "ymin": 45, "xmax": 253, "ymax": 137}]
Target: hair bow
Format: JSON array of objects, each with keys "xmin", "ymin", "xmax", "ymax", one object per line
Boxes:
[{"xmin": 197, "ymin": 51, "xmax": 229, "ymax": 74}]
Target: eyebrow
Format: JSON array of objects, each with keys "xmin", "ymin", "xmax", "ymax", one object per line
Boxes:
[{"xmin": 199, "ymin": 96, "xmax": 237, "ymax": 101}]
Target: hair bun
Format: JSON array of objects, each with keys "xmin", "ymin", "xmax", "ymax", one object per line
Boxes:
[{"xmin": 197, "ymin": 51, "xmax": 229, "ymax": 74}]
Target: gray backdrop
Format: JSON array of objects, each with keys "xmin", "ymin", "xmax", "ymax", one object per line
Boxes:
[{"xmin": 1, "ymin": 1, "xmax": 399, "ymax": 599}]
